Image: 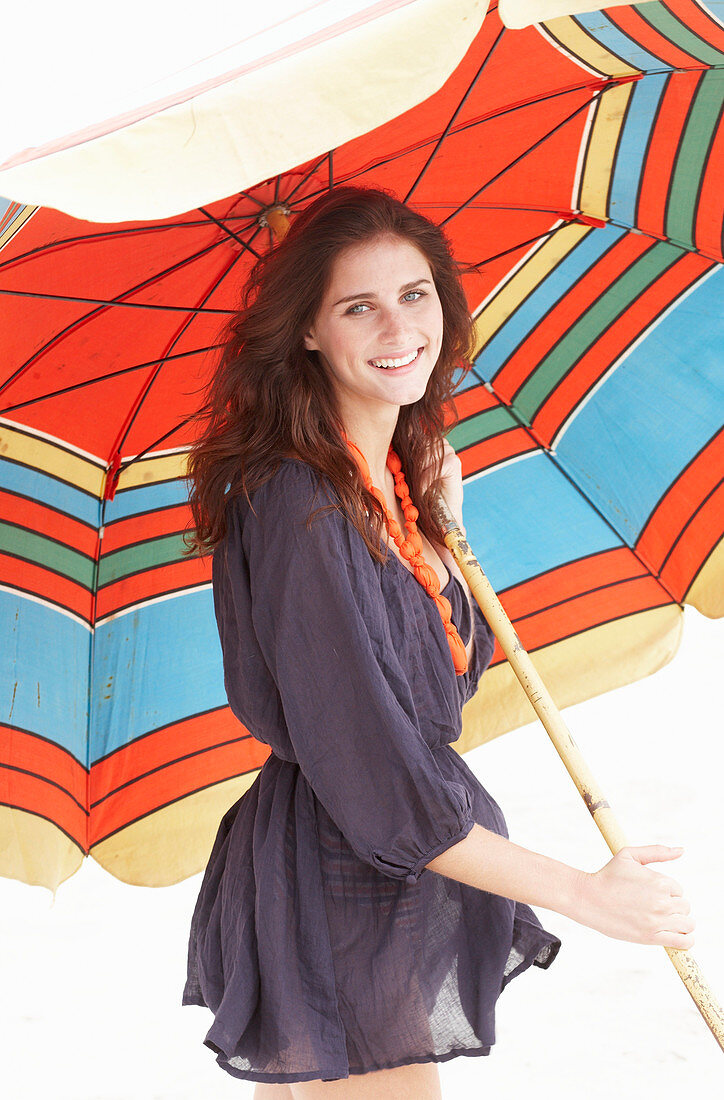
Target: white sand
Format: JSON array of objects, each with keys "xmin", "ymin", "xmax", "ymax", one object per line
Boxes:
[{"xmin": 1, "ymin": 605, "xmax": 722, "ymax": 1098}]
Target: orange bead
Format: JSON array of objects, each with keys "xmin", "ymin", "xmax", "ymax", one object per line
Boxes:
[
  {"xmin": 448, "ymin": 634, "xmax": 468, "ymax": 673},
  {"xmin": 434, "ymin": 594, "xmax": 451, "ymax": 619},
  {"xmin": 416, "ymin": 563, "xmax": 437, "ymax": 588}
]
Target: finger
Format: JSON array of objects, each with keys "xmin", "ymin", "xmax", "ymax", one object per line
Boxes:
[
  {"xmin": 653, "ymin": 929, "xmax": 695, "ymax": 950},
  {"xmin": 627, "ymin": 845, "xmax": 684, "ymax": 865},
  {"xmin": 651, "ymin": 919, "xmax": 690, "ymax": 946},
  {"xmin": 657, "ymin": 915, "xmax": 696, "ymax": 936},
  {"xmin": 662, "ymin": 911, "xmax": 695, "ymax": 929}
]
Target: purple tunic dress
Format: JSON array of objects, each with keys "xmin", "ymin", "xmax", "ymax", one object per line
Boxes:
[{"xmin": 182, "ymin": 458, "xmax": 561, "ymax": 1084}]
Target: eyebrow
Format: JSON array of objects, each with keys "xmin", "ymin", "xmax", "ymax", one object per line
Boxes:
[{"xmin": 332, "ymin": 279, "xmax": 433, "ymax": 308}]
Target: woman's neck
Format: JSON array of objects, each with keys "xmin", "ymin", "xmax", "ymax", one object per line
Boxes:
[{"xmin": 340, "ymin": 412, "xmax": 399, "ymax": 487}]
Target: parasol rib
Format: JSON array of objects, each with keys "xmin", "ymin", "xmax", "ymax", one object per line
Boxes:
[
  {"xmin": 0, "ymin": 287, "xmax": 232, "ymax": 314},
  {"xmin": 0, "ymin": 345, "xmax": 225, "ymax": 416}
]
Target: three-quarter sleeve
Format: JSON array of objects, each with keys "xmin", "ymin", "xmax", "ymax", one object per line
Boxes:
[{"xmin": 232, "ymin": 462, "xmax": 475, "ymax": 884}]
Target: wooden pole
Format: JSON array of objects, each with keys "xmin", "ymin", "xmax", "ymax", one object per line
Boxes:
[{"xmin": 429, "ymin": 493, "xmax": 724, "ymax": 1052}]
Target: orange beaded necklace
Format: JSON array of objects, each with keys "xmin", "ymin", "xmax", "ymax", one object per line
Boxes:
[{"xmin": 343, "ymin": 434, "xmax": 468, "ymax": 676}]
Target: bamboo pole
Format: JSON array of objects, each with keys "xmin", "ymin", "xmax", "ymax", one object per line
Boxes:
[{"xmin": 429, "ymin": 494, "xmax": 724, "ymax": 1052}]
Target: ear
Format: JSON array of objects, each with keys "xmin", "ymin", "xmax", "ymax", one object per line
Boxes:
[{"xmin": 303, "ymin": 328, "xmax": 319, "ymax": 352}]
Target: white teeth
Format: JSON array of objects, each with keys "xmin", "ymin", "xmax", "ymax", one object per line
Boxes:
[{"xmin": 370, "ymin": 349, "xmax": 420, "ymax": 369}]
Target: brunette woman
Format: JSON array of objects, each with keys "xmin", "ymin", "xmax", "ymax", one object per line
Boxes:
[{"xmin": 182, "ymin": 187, "xmax": 694, "ymax": 1099}]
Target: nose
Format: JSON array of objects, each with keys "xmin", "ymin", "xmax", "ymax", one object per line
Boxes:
[{"xmin": 377, "ymin": 304, "xmax": 412, "ymax": 345}]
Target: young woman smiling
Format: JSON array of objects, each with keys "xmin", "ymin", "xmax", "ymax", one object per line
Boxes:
[{"xmin": 182, "ymin": 187, "xmax": 694, "ymax": 1099}]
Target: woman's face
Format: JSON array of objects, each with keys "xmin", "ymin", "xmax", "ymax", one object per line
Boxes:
[{"xmin": 303, "ymin": 234, "xmax": 444, "ymax": 426}]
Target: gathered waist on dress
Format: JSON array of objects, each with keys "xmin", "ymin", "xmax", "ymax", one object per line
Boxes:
[{"xmin": 266, "ymin": 740, "xmax": 457, "ymax": 768}]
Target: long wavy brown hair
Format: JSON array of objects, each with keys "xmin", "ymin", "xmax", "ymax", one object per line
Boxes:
[{"xmin": 184, "ymin": 185, "xmax": 474, "ymax": 561}]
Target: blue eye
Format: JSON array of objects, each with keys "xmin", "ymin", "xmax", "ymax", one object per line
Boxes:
[{"xmin": 345, "ymin": 290, "xmax": 425, "ymax": 314}]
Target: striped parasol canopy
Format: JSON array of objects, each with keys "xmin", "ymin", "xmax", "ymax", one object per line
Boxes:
[{"xmin": 1, "ymin": 0, "xmax": 722, "ymax": 893}]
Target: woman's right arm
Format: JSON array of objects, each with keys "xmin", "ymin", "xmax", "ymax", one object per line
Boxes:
[{"xmin": 426, "ymin": 823, "xmax": 696, "ymax": 950}]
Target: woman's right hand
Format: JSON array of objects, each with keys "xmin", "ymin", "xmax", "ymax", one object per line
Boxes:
[{"xmin": 573, "ymin": 845, "xmax": 696, "ymax": 949}]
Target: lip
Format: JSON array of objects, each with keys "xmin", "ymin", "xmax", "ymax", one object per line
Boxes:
[{"xmin": 368, "ymin": 346, "xmax": 424, "ymax": 372}]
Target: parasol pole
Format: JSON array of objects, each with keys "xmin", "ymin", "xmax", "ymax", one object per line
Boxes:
[{"xmin": 429, "ymin": 493, "xmax": 724, "ymax": 1053}]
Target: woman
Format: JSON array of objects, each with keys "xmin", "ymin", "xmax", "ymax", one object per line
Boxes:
[{"xmin": 181, "ymin": 187, "xmax": 694, "ymax": 1098}]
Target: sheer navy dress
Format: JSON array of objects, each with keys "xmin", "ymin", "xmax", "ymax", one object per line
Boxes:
[{"xmin": 182, "ymin": 457, "xmax": 562, "ymax": 1084}]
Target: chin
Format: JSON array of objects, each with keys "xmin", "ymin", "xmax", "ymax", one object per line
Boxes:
[
  {"xmin": 400, "ymin": 381, "xmax": 433, "ymax": 406},
  {"xmin": 395, "ymin": 398, "xmax": 426, "ymax": 413}
]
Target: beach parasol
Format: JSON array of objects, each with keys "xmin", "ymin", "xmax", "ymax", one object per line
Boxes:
[{"xmin": 0, "ymin": 0, "xmax": 722, "ymax": 907}]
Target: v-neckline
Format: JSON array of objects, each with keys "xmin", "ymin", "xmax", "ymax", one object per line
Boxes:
[{"xmin": 282, "ymin": 456, "xmax": 456, "ymax": 595}]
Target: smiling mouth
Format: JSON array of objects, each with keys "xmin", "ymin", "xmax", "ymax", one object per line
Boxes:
[{"xmin": 369, "ymin": 348, "xmax": 423, "ymax": 370}]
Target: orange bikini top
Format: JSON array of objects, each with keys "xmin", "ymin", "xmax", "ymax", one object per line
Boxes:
[{"xmin": 343, "ymin": 434, "xmax": 468, "ymax": 676}]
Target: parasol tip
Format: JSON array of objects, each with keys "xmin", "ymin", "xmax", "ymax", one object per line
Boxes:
[{"xmin": 259, "ymin": 204, "xmax": 291, "ymax": 241}]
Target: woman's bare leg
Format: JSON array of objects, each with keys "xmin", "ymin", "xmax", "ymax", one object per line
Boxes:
[
  {"xmin": 254, "ymin": 1084, "xmax": 294, "ymax": 1098},
  {"xmin": 290, "ymin": 1061, "xmax": 442, "ymax": 1099}
]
